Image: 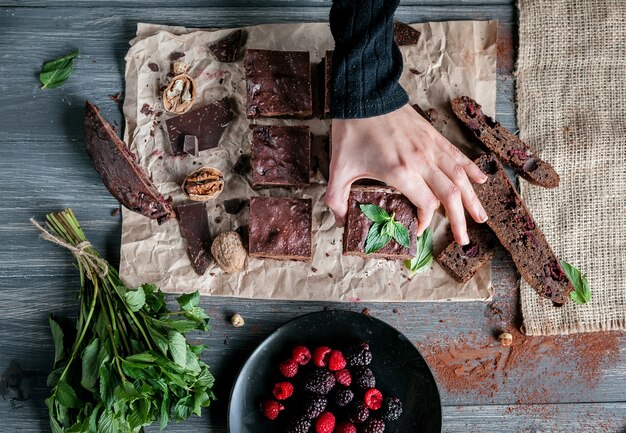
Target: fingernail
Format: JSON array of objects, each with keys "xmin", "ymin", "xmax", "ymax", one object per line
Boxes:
[
  {"xmin": 461, "ymin": 234, "xmax": 470, "ymax": 245},
  {"xmin": 479, "ymin": 211, "xmax": 488, "ymax": 223}
]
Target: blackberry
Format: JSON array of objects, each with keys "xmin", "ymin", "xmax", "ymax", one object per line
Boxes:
[
  {"xmin": 348, "ymin": 400, "xmax": 369, "ymax": 424},
  {"xmin": 352, "ymin": 367, "xmax": 376, "ymax": 390},
  {"xmin": 286, "ymin": 417, "xmax": 312, "ymax": 433},
  {"xmin": 301, "ymin": 394, "xmax": 327, "ymax": 419},
  {"xmin": 303, "ymin": 369, "xmax": 336, "ymax": 395},
  {"xmin": 380, "ymin": 397, "xmax": 403, "ymax": 421},
  {"xmin": 346, "ymin": 343, "xmax": 372, "ymax": 367},
  {"xmin": 331, "ymin": 388, "xmax": 354, "ymax": 407},
  {"xmin": 362, "ymin": 418, "xmax": 386, "ymax": 433}
]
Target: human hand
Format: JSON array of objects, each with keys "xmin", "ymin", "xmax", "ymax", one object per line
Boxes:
[{"xmin": 325, "ymin": 104, "xmax": 488, "ymax": 245}]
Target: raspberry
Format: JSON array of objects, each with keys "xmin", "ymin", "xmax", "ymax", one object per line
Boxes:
[
  {"xmin": 331, "ymin": 387, "xmax": 354, "ymax": 407},
  {"xmin": 328, "ymin": 350, "xmax": 347, "ymax": 371},
  {"xmin": 346, "ymin": 342, "xmax": 372, "ymax": 367},
  {"xmin": 292, "ymin": 345, "xmax": 312, "ymax": 365},
  {"xmin": 315, "ymin": 411, "xmax": 336, "ymax": 433},
  {"xmin": 353, "ymin": 367, "xmax": 376, "ymax": 390},
  {"xmin": 334, "ymin": 368, "xmax": 352, "ymax": 386},
  {"xmin": 348, "ymin": 400, "xmax": 369, "ymax": 424},
  {"xmin": 301, "ymin": 394, "xmax": 327, "ymax": 419},
  {"xmin": 287, "ymin": 417, "xmax": 312, "ymax": 433},
  {"xmin": 362, "ymin": 418, "xmax": 386, "ymax": 433},
  {"xmin": 380, "ymin": 397, "xmax": 403, "ymax": 421},
  {"xmin": 312, "ymin": 346, "xmax": 332, "ymax": 367},
  {"xmin": 335, "ymin": 421, "xmax": 357, "ymax": 433},
  {"xmin": 260, "ymin": 400, "xmax": 284, "ymax": 420},
  {"xmin": 303, "ymin": 369, "xmax": 336, "ymax": 395},
  {"xmin": 272, "ymin": 381, "xmax": 294, "ymax": 400},
  {"xmin": 364, "ymin": 388, "xmax": 383, "ymax": 410},
  {"xmin": 279, "ymin": 359, "xmax": 298, "ymax": 378}
]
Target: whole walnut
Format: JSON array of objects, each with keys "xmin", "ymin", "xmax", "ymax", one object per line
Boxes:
[{"xmin": 211, "ymin": 231, "xmax": 247, "ymax": 273}]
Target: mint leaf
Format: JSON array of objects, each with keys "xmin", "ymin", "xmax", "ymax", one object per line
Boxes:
[
  {"xmin": 56, "ymin": 380, "xmax": 84, "ymax": 409},
  {"xmin": 383, "ymin": 220, "xmax": 396, "ymax": 238},
  {"xmin": 167, "ymin": 331, "xmax": 187, "ymax": 368},
  {"xmin": 81, "ymin": 338, "xmax": 100, "ymax": 392},
  {"xmin": 561, "ymin": 260, "xmax": 591, "ymax": 305},
  {"xmin": 405, "ymin": 228, "xmax": 433, "ymax": 273},
  {"xmin": 49, "ymin": 316, "xmax": 64, "ymax": 364},
  {"xmin": 176, "ymin": 291, "xmax": 200, "ymax": 311},
  {"xmin": 125, "ymin": 287, "xmax": 146, "ymax": 312},
  {"xmin": 359, "ymin": 204, "xmax": 390, "ymax": 223},
  {"xmin": 39, "ymin": 50, "xmax": 79, "ymax": 89},
  {"xmin": 364, "ymin": 221, "xmax": 391, "ymax": 254},
  {"xmin": 392, "ymin": 221, "xmax": 411, "ymax": 249}
]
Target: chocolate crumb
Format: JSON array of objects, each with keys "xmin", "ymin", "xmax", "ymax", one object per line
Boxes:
[
  {"xmin": 108, "ymin": 92, "xmax": 123, "ymax": 103},
  {"xmin": 409, "ymin": 68, "xmax": 422, "ymax": 75},
  {"xmin": 169, "ymin": 51, "xmax": 185, "ymax": 61},
  {"xmin": 148, "ymin": 62, "xmax": 159, "ymax": 72},
  {"xmin": 328, "ymin": 273, "xmax": 334, "ymax": 278},
  {"xmin": 111, "ymin": 208, "xmax": 120, "ymax": 217},
  {"xmin": 362, "ymin": 308, "xmax": 370, "ymax": 316},
  {"xmin": 392, "ymin": 308, "xmax": 398, "ymax": 314},
  {"xmin": 214, "ymin": 216, "xmax": 222, "ymax": 224},
  {"xmin": 233, "ymin": 154, "xmax": 252, "ymax": 176},
  {"xmin": 224, "ymin": 198, "xmax": 246, "ymax": 215},
  {"xmin": 311, "ymin": 267, "xmax": 318, "ymax": 273},
  {"xmin": 140, "ymin": 103, "xmax": 154, "ymax": 116}
]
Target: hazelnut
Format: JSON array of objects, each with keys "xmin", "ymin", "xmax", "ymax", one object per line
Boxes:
[
  {"xmin": 163, "ymin": 64, "xmax": 195, "ymax": 114},
  {"xmin": 498, "ymin": 332, "xmax": 513, "ymax": 346},
  {"xmin": 182, "ymin": 167, "xmax": 224, "ymax": 201},
  {"xmin": 211, "ymin": 231, "xmax": 247, "ymax": 273},
  {"xmin": 230, "ymin": 313, "xmax": 245, "ymax": 327}
]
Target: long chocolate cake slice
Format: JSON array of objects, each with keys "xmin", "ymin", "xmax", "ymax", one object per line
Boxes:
[
  {"xmin": 452, "ymin": 96, "xmax": 560, "ymax": 188},
  {"xmin": 473, "ymin": 154, "xmax": 573, "ymax": 305},
  {"xmin": 177, "ymin": 202, "xmax": 212, "ymax": 275},
  {"xmin": 84, "ymin": 101, "xmax": 175, "ymax": 224}
]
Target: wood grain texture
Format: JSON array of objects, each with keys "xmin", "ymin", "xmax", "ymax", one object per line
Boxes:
[{"xmin": 1, "ymin": 3, "xmax": 624, "ymax": 433}]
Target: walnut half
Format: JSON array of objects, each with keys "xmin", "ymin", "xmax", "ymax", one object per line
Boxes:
[
  {"xmin": 182, "ymin": 167, "xmax": 224, "ymax": 201},
  {"xmin": 163, "ymin": 64, "xmax": 195, "ymax": 115}
]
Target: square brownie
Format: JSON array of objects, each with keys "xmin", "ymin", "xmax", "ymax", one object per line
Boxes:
[
  {"xmin": 249, "ymin": 196, "xmax": 312, "ymax": 261},
  {"xmin": 245, "ymin": 49, "xmax": 312, "ymax": 118},
  {"xmin": 251, "ymin": 125, "xmax": 311, "ymax": 188},
  {"xmin": 343, "ymin": 186, "xmax": 418, "ymax": 260}
]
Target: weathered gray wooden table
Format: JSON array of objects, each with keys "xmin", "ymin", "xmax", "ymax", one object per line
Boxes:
[{"xmin": 1, "ymin": 1, "xmax": 625, "ymax": 432}]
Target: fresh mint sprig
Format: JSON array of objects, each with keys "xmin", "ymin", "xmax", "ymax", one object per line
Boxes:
[
  {"xmin": 405, "ymin": 228, "xmax": 433, "ymax": 273},
  {"xmin": 39, "ymin": 50, "xmax": 79, "ymax": 89},
  {"xmin": 561, "ymin": 260, "xmax": 591, "ymax": 305},
  {"xmin": 360, "ymin": 204, "xmax": 411, "ymax": 254}
]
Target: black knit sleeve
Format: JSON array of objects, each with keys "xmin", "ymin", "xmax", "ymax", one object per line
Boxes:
[{"xmin": 329, "ymin": 0, "xmax": 408, "ymax": 119}]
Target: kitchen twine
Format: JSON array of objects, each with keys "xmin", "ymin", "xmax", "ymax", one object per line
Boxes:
[{"xmin": 30, "ymin": 218, "xmax": 109, "ymax": 278}]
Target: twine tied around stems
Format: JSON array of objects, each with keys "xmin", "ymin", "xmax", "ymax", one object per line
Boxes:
[{"xmin": 30, "ymin": 218, "xmax": 109, "ymax": 278}]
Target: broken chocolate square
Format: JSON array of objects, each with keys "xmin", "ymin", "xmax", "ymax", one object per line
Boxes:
[
  {"xmin": 183, "ymin": 135, "xmax": 199, "ymax": 156},
  {"xmin": 165, "ymin": 97, "xmax": 232, "ymax": 155},
  {"xmin": 177, "ymin": 202, "xmax": 212, "ymax": 275},
  {"xmin": 249, "ymin": 196, "xmax": 312, "ymax": 261},
  {"xmin": 394, "ymin": 21, "xmax": 421, "ymax": 46},
  {"xmin": 251, "ymin": 125, "xmax": 311, "ymax": 188},
  {"xmin": 209, "ymin": 29, "xmax": 243, "ymax": 63},
  {"xmin": 343, "ymin": 186, "xmax": 418, "ymax": 260},
  {"xmin": 245, "ymin": 49, "xmax": 313, "ymax": 119}
]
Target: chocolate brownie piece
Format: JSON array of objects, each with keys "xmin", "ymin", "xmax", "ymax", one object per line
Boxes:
[
  {"xmin": 251, "ymin": 125, "xmax": 311, "ymax": 188},
  {"xmin": 473, "ymin": 154, "xmax": 574, "ymax": 305},
  {"xmin": 394, "ymin": 21, "xmax": 421, "ymax": 46},
  {"xmin": 343, "ymin": 187, "xmax": 418, "ymax": 260},
  {"xmin": 322, "ymin": 50, "xmax": 333, "ymax": 118},
  {"xmin": 437, "ymin": 224, "xmax": 498, "ymax": 283},
  {"xmin": 208, "ymin": 29, "xmax": 243, "ymax": 63},
  {"xmin": 452, "ymin": 96, "xmax": 560, "ymax": 188},
  {"xmin": 177, "ymin": 202, "xmax": 212, "ymax": 275},
  {"xmin": 249, "ymin": 196, "xmax": 312, "ymax": 261},
  {"xmin": 245, "ymin": 49, "xmax": 313, "ymax": 118},
  {"xmin": 165, "ymin": 97, "xmax": 233, "ymax": 155},
  {"xmin": 84, "ymin": 101, "xmax": 175, "ymax": 224}
]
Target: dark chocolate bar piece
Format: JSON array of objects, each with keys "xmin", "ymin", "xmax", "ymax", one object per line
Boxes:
[
  {"xmin": 166, "ymin": 97, "xmax": 232, "ymax": 155},
  {"xmin": 394, "ymin": 21, "xmax": 421, "ymax": 46},
  {"xmin": 177, "ymin": 202, "xmax": 212, "ymax": 275},
  {"xmin": 183, "ymin": 135, "xmax": 199, "ymax": 156},
  {"xmin": 251, "ymin": 125, "xmax": 311, "ymax": 188},
  {"xmin": 322, "ymin": 50, "xmax": 333, "ymax": 118},
  {"xmin": 245, "ymin": 49, "xmax": 313, "ymax": 119},
  {"xmin": 208, "ymin": 29, "xmax": 243, "ymax": 63},
  {"xmin": 83, "ymin": 101, "xmax": 175, "ymax": 224}
]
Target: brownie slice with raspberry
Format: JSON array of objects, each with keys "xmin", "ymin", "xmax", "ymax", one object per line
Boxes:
[
  {"xmin": 472, "ymin": 154, "xmax": 573, "ymax": 305},
  {"xmin": 452, "ymin": 96, "xmax": 560, "ymax": 188},
  {"xmin": 436, "ymin": 224, "xmax": 498, "ymax": 283}
]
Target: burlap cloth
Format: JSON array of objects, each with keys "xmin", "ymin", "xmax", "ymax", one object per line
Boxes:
[{"xmin": 517, "ymin": 0, "xmax": 626, "ymax": 335}]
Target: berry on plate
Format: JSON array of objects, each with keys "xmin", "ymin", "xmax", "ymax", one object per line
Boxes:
[
  {"xmin": 353, "ymin": 367, "xmax": 376, "ymax": 390},
  {"xmin": 272, "ymin": 381, "xmax": 294, "ymax": 400},
  {"xmin": 279, "ymin": 358, "xmax": 299, "ymax": 378},
  {"xmin": 348, "ymin": 400, "xmax": 370, "ymax": 424},
  {"xmin": 364, "ymin": 388, "xmax": 383, "ymax": 410},
  {"xmin": 362, "ymin": 417, "xmax": 386, "ymax": 433},
  {"xmin": 315, "ymin": 411, "xmax": 336, "ymax": 433},
  {"xmin": 260, "ymin": 400, "xmax": 284, "ymax": 420},
  {"xmin": 312, "ymin": 346, "xmax": 332, "ymax": 367},
  {"xmin": 346, "ymin": 342, "xmax": 372, "ymax": 367},
  {"xmin": 303, "ymin": 369, "xmax": 336, "ymax": 395},
  {"xmin": 335, "ymin": 421, "xmax": 357, "ymax": 433},
  {"xmin": 301, "ymin": 395, "xmax": 327, "ymax": 419},
  {"xmin": 292, "ymin": 345, "xmax": 312, "ymax": 365},
  {"xmin": 380, "ymin": 396, "xmax": 403, "ymax": 421},
  {"xmin": 328, "ymin": 350, "xmax": 347, "ymax": 371},
  {"xmin": 334, "ymin": 368, "xmax": 352, "ymax": 386},
  {"xmin": 287, "ymin": 417, "xmax": 312, "ymax": 433},
  {"xmin": 331, "ymin": 387, "xmax": 354, "ymax": 407}
]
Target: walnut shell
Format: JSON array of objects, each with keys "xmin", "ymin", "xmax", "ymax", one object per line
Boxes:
[
  {"xmin": 182, "ymin": 167, "xmax": 224, "ymax": 201},
  {"xmin": 163, "ymin": 73, "xmax": 195, "ymax": 114},
  {"xmin": 211, "ymin": 231, "xmax": 247, "ymax": 273}
]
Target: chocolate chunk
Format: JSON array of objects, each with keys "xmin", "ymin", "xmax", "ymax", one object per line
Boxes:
[
  {"xmin": 245, "ymin": 49, "xmax": 313, "ymax": 118},
  {"xmin": 148, "ymin": 63, "xmax": 159, "ymax": 72},
  {"xmin": 83, "ymin": 101, "xmax": 175, "ymax": 224},
  {"xmin": 322, "ymin": 50, "xmax": 333, "ymax": 118},
  {"xmin": 251, "ymin": 125, "xmax": 311, "ymax": 188},
  {"xmin": 140, "ymin": 103, "xmax": 154, "ymax": 116},
  {"xmin": 169, "ymin": 51, "xmax": 185, "ymax": 61},
  {"xmin": 223, "ymin": 198, "xmax": 246, "ymax": 214},
  {"xmin": 183, "ymin": 135, "xmax": 199, "ymax": 157},
  {"xmin": 249, "ymin": 197, "xmax": 312, "ymax": 261},
  {"xmin": 394, "ymin": 21, "xmax": 421, "ymax": 46},
  {"xmin": 165, "ymin": 97, "xmax": 233, "ymax": 155},
  {"xmin": 209, "ymin": 29, "xmax": 243, "ymax": 63},
  {"xmin": 233, "ymin": 154, "xmax": 252, "ymax": 176},
  {"xmin": 177, "ymin": 202, "xmax": 212, "ymax": 275},
  {"xmin": 343, "ymin": 186, "xmax": 417, "ymax": 260}
]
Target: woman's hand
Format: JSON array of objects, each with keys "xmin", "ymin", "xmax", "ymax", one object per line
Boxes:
[{"xmin": 325, "ymin": 104, "xmax": 488, "ymax": 245}]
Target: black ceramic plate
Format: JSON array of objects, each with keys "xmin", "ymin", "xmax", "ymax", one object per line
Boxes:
[{"xmin": 228, "ymin": 310, "xmax": 442, "ymax": 433}]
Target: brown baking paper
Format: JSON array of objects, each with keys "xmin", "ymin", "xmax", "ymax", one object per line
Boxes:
[{"xmin": 119, "ymin": 20, "xmax": 497, "ymax": 302}]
